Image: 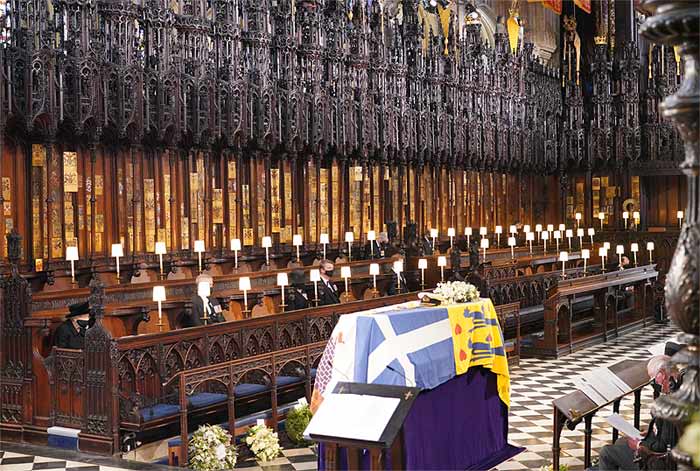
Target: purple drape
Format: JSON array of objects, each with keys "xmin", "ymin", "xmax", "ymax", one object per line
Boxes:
[{"xmin": 317, "ymin": 367, "xmax": 523, "ymax": 470}]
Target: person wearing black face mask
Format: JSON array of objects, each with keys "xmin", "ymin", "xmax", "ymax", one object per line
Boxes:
[
  {"xmin": 286, "ymin": 270, "xmax": 310, "ymax": 311},
  {"xmin": 315, "ymin": 259, "xmax": 340, "ymax": 306},
  {"xmin": 54, "ymin": 301, "xmax": 92, "ymax": 349}
]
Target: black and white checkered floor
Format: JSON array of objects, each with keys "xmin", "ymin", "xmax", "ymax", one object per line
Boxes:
[{"xmin": 0, "ymin": 323, "xmax": 679, "ymax": 471}]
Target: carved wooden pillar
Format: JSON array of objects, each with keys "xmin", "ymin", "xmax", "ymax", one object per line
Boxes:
[{"xmin": 641, "ymin": 2, "xmax": 699, "ymax": 469}]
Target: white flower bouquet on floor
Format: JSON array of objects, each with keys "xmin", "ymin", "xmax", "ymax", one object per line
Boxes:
[
  {"xmin": 432, "ymin": 281, "xmax": 480, "ymax": 305},
  {"xmin": 245, "ymin": 424, "xmax": 281, "ymax": 462},
  {"xmin": 188, "ymin": 424, "xmax": 237, "ymax": 471}
]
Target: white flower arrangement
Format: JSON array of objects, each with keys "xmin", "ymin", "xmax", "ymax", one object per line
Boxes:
[
  {"xmin": 188, "ymin": 424, "xmax": 237, "ymax": 471},
  {"xmin": 432, "ymin": 281, "xmax": 480, "ymax": 305},
  {"xmin": 245, "ymin": 424, "xmax": 281, "ymax": 462}
]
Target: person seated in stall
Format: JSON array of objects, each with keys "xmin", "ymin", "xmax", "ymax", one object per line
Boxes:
[
  {"xmin": 184, "ymin": 274, "xmax": 225, "ymax": 327},
  {"xmin": 449, "ymin": 248, "xmax": 465, "ymax": 281},
  {"xmin": 365, "ymin": 232, "xmax": 391, "ymax": 258},
  {"xmin": 314, "ymin": 259, "xmax": 340, "ymax": 306},
  {"xmin": 386, "ymin": 258, "xmax": 408, "ymax": 295},
  {"xmin": 286, "ymin": 270, "xmax": 310, "ymax": 311},
  {"xmin": 592, "ymin": 355, "xmax": 681, "ymax": 471},
  {"xmin": 421, "ymin": 231, "xmax": 434, "ymax": 255},
  {"xmin": 54, "ymin": 301, "xmax": 92, "ymax": 349}
]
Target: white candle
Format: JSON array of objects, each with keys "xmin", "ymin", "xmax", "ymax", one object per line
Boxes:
[
  {"xmin": 526, "ymin": 232, "xmax": 534, "ymax": 255},
  {"xmin": 369, "ymin": 263, "xmax": 380, "ymax": 291},
  {"xmin": 111, "ymin": 243, "xmax": 123, "ymax": 279},
  {"xmin": 542, "ymin": 231, "xmax": 549, "ymax": 254},
  {"xmin": 581, "ymin": 249, "xmax": 590, "ymax": 274},
  {"xmin": 261, "ymin": 236, "xmax": 272, "ymax": 265},
  {"xmin": 310, "ymin": 269, "xmax": 320, "ymax": 303},
  {"xmin": 566, "ymin": 229, "xmax": 573, "ymax": 251},
  {"xmin": 277, "ymin": 272, "xmax": 289, "ymax": 309},
  {"xmin": 448, "ymin": 227, "xmax": 456, "ymax": 248},
  {"xmin": 509, "ymin": 225, "xmax": 517, "ymax": 236},
  {"xmin": 155, "ymin": 241, "xmax": 166, "ymax": 275},
  {"xmin": 587, "ymin": 228, "xmax": 595, "ymax": 246},
  {"xmin": 367, "ymin": 230, "xmax": 376, "ymax": 256},
  {"xmin": 480, "ymin": 238, "xmax": 489, "ymax": 262},
  {"xmin": 623, "ymin": 211, "xmax": 629, "ymax": 229},
  {"xmin": 319, "ymin": 233, "xmax": 329, "ymax": 259},
  {"xmin": 535, "ymin": 224, "xmax": 542, "ymax": 243},
  {"xmin": 616, "ymin": 244, "xmax": 625, "ymax": 269},
  {"xmin": 345, "ymin": 232, "xmax": 354, "ymax": 261},
  {"xmin": 677, "ymin": 210, "xmax": 684, "ymax": 228},
  {"xmin": 194, "ymin": 239, "xmax": 206, "ymax": 272},
  {"xmin": 508, "ymin": 236, "xmax": 516, "ymax": 259},
  {"xmin": 577, "ymin": 228, "xmax": 584, "ymax": 249},
  {"xmin": 494, "ymin": 225, "xmax": 502, "ymax": 247},
  {"xmin": 418, "ymin": 258, "xmax": 428, "ymax": 288},
  {"xmin": 341, "ymin": 266, "xmax": 352, "ymax": 300},
  {"xmin": 598, "ymin": 212, "xmax": 605, "ymax": 229},
  {"xmin": 464, "ymin": 227, "xmax": 472, "ymax": 246},
  {"xmin": 153, "ymin": 285, "xmax": 166, "ymax": 328},
  {"xmin": 437, "ymin": 256, "xmax": 447, "ymax": 282},
  {"xmin": 559, "ymin": 251, "xmax": 568, "ymax": 277},
  {"xmin": 575, "ymin": 212, "xmax": 582, "ymax": 228},
  {"xmin": 554, "ymin": 230, "xmax": 561, "ymax": 252},
  {"xmin": 430, "ymin": 228, "xmax": 439, "ymax": 250},
  {"xmin": 631, "ymin": 243, "xmax": 639, "ymax": 266},
  {"xmin": 647, "ymin": 241, "xmax": 655, "ymax": 263}
]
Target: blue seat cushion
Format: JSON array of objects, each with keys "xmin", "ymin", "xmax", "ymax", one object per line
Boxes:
[
  {"xmin": 141, "ymin": 403, "xmax": 180, "ymax": 421},
  {"xmin": 311, "ymin": 368, "xmax": 317, "ymax": 378},
  {"xmin": 235, "ymin": 382, "xmax": 269, "ymax": 397},
  {"xmin": 188, "ymin": 392, "xmax": 227, "ymax": 409},
  {"xmin": 277, "ymin": 375, "xmax": 304, "ymax": 387},
  {"xmin": 504, "ymin": 340, "xmax": 515, "ymax": 349}
]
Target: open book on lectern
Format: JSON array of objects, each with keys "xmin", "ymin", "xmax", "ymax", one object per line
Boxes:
[{"xmin": 304, "ymin": 382, "xmax": 420, "ymax": 449}]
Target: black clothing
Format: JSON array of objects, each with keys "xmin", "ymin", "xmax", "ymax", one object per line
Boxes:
[
  {"xmin": 421, "ymin": 236, "xmax": 434, "ymax": 255},
  {"xmin": 68, "ymin": 301, "xmax": 90, "ymax": 318},
  {"xmin": 386, "ymin": 272, "xmax": 408, "ymax": 295},
  {"xmin": 285, "ymin": 287, "xmax": 310, "ymax": 311},
  {"xmin": 642, "ymin": 416, "xmax": 677, "ymax": 454},
  {"xmin": 315, "ymin": 279, "xmax": 341, "ymax": 306},
  {"xmin": 184, "ymin": 294, "xmax": 225, "ymax": 327},
  {"xmin": 54, "ymin": 320, "xmax": 86, "ymax": 349}
]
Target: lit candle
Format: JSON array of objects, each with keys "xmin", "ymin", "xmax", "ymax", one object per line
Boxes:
[
  {"xmin": 111, "ymin": 243, "xmax": 124, "ymax": 280},
  {"xmin": 369, "ymin": 263, "xmax": 380, "ymax": 292},
  {"xmin": 430, "ymin": 228, "xmax": 439, "ymax": 250},
  {"xmin": 494, "ymin": 226, "xmax": 502, "ymax": 247},
  {"xmin": 261, "ymin": 236, "xmax": 272, "ymax": 265},
  {"xmin": 239, "ymin": 276, "xmax": 251, "ymax": 314},
  {"xmin": 623, "ymin": 211, "xmax": 629, "ymax": 229},
  {"xmin": 367, "ymin": 230, "xmax": 376, "ymax": 257},
  {"xmin": 616, "ymin": 244, "xmax": 625, "ymax": 269},
  {"xmin": 587, "ymin": 228, "xmax": 595, "ymax": 246},
  {"xmin": 194, "ymin": 239, "xmax": 206, "ymax": 273},
  {"xmin": 153, "ymin": 285, "xmax": 166, "ymax": 330},
  {"xmin": 230, "ymin": 238, "xmax": 241, "ymax": 268},
  {"xmin": 599, "ymin": 247, "xmax": 608, "ymax": 272},
  {"xmin": 437, "ymin": 256, "xmax": 447, "ymax": 282},
  {"xmin": 558, "ymin": 224, "xmax": 566, "ymax": 232},
  {"xmin": 526, "ymin": 232, "xmax": 534, "ymax": 255},
  {"xmin": 581, "ymin": 249, "xmax": 590, "ymax": 274},
  {"xmin": 647, "ymin": 241, "xmax": 655, "ymax": 263},
  {"xmin": 319, "ymin": 233, "xmax": 329, "ymax": 259},
  {"xmin": 155, "ymin": 241, "xmax": 166, "ymax": 276},
  {"xmin": 535, "ymin": 224, "xmax": 542, "ymax": 243},
  {"xmin": 523, "ymin": 224, "xmax": 531, "ymax": 234},
  {"xmin": 393, "ymin": 260, "xmax": 404, "ymax": 291},
  {"xmin": 577, "ymin": 228, "xmax": 584, "ymax": 249},
  {"xmin": 542, "ymin": 231, "xmax": 549, "ymax": 254},
  {"xmin": 66, "ymin": 245, "xmax": 79, "ymax": 284},
  {"xmin": 345, "ymin": 231, "xmax": 354, "ymax": 261},
  {"xmin": 565, "ymin": 229, "xmax": 573, "ymax": 251},
  {"xmin": 575, "ymin": 212, "xmax": 582, "ymax": 228},
  {"xmin": 631, "ymin": 243, "xmax": 639, "ymax": 267},
  {"xmin": 559, "ymin": 251, "xmax": 569, "ymax": 277},
  {"xmin": 418, "ymin": 258, "xmax": 428, "ymax": 289},
  {"xmin": 479, "ymin": 227, "xmax": 487, "ymax": 240},
  {"xmin": 480, "ymin": 238, "xmax": 489, "ymax": 262},
  {"xmin": 464, "ymin": 227, "xmax": 472, "ymax": 247},
  {"xmin": 604, "ymin": 242, "xmax": 611, "ymax": 251},
  {"xmin": 509, "ymin": 225, "xmax": 517, "ymax": 236},
  {"xmin": 340, "ymin": 266, "xmax": 352, "ymax": 301},
  {"xmin": 293, "ymin": 234, "xmax": 303, "ymax": 262},
  {"xmin": 448, "ymin": 227, "xmax": 456, "ymax": 248},
  {"xmin": 547, "ymin": 224, "xmax": 554, "ymax": 233},
  {"xmin": 309, "ymin": 269, "xmax": 320, "ymax": 305},
  {"xmin": 554, "ymin": 230, "xmax": 561, "ymax": 252},
  {"xmin": 633, "ymin": 211, "xmax": 640, "ymax": 227},
  {"xmin": 677, "ymin": 210, "xmax": 684, "ymax": 228},
  {"xmin": 277, "ymin": 272, "xmax": 289, "ymax": 310},
  {"xmin": 508, "ymin": 236, "xmax": 516, "ymax": 259},
  {"xmin": 598, "ymin": 212, "xmax": 605, "ymax": 230}
]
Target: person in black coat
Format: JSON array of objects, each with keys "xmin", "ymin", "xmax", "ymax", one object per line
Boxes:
[
  {"xmin": 54, "ymin": 301, "xmax": 91, "ymax": 349},
  {"xmin": 594, "ymin": 355, "xmax": 681, "ymax": 470},
  {"xmin": 183, "ymin": 274, "xmax": 225, "ymax": 327},
  {"xmin": 314, "ymin": 259, "xmax": 341, "ymax": 306},
  {"xmin": 285, "ymin": 270, "xmax": 310, "ymax": 311},
  {"xmin": 386, "ymin": 261, "xmax": 408, "ymax": 295}
]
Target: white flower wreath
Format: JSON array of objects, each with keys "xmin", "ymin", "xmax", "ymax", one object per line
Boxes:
[
  {"xmin": 188, "ymin": 424, "xmax": 237, "ymax": 471},
  {"xmin": 432, "ymin": 281, "xmax": 480, "ymax": 305}
]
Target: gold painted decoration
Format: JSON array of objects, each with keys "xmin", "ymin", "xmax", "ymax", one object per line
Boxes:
[
  {"xmin": 256, "ymin": 162, "xmax": 267, "ymax": 238},
  {"xmin": 506, "ymin": 7, "xmax": 520, "ymax": 54},
  {"xmin": 319, "ymin": 168, "xmax": 329, "ymax": 234},
  {"xmin": 182, "ymin": 216, "xmax": 190, "ymax": 249},
  {"xmin": 95, "ymin": 175, "xmax": 103, "ymax": 195},
  {"xmin": 52, "ymin": 237, "xmax": 63, "ymax": 258},
  {"xmin": 284, "ymin": 164, "xmax": 293, "ymax": 242},
  {"xmin": 144, "ymin": 178, "xmax": 156, "ymax": 252},
  {"xmin": 63, "ymin": 151, "xmax": 79, "ymax": 192},
  {"xmin": 32, "ymin": 144, "xmax": 46, "ymax": 166},
  {"xmin": 243, "ymin": 227, "xmax": 254, "ymax": 246},
  {"xmin": 78, "ymin": 205, "xmax": 84, "ymax": 230},
  {"xmin": 164, "ymin": 173, "xmax": 171, "ymax": 248},
  {"xmin": 2, "ymin": 177, "xmax": 10, "ymax": 201},
  {"xmin": 95, "ymin": 214, "xmax": 104, "ymax": 233},
  {"xmin": 270, "ymin": 168, "xmax": 281, "ymax": 232},
  {"xmin": 213, "ymin": 188, "xmax": 224, "ymax": 224},
  {"xmin": 228, "ymin": 159, "xmax": 238, "ymax": 240},
  {"xmin": 362, "ymin": 166, "xmax": 371, "ymax": 235},
  {"xmin": 3, "ymin": 201, "xmax": 11, "ymax": 216},
  {"xmin": 438, "ymin": 3, "xmax": 452, "ymax": 55},
  {"xmin": 331, "ymin": 162, "xmax": 340, "ymax": 241},
  {"xmin": 242, "ymin": 184, "xmax": 252, "ymax": 244},
  {"xmin": 35, "ymin": 258, "xmax": 44, "ymax": 272},
  {"xmin": 373, "ymin": 166, "xmax": 381, "ymax": 232},
  {"xmin": 307, "ymin": 161, "xmax": 317, "ymax": 242}
]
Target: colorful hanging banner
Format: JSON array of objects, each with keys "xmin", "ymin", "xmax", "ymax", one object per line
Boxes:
[{"xmin": 575, "ymin": 0, "xmax": 591, "ymax": 13}]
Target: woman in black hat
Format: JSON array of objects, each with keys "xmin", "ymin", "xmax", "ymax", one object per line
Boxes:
[
  {"xmin": 286, "ymin": 270, "xmax": 310, "ymax": 311},
  {"xmin": 54, "ymin": 301, "xmax": 91, "ymax": 349}
]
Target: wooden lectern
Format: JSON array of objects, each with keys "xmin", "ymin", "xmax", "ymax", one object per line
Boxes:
[{"xmin": 307, "ymin": 382, "xmax": 420, "ymax": 471}]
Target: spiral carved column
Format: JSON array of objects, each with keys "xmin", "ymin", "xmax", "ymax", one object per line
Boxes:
[{"xmin": 640, "ymin": 1, "xmax": 699, "ymax": 469}]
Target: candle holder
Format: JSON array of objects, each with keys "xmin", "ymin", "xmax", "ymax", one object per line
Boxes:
[
  {"xmin": 197, "ymin": 281, "xmax": 211, "ymax": 325},
  {"xmin": 581, "ymin": 249, "xmax": 590, "ymax": 275},
  {"xmin": 369, "ymin": 263, "xmax": 380, "ymax": 296},
  {"xmin": 559, "ymin": 251, "xmax": 568, "ymax": 279},
  {"xmin": 194, "ymin": 240, "xmax": 205, "ymax": 273},
  {"xmin": 231, "ymin": 238, "xmax": 241, "ymax": 270},
  {"xmin": 319, "ymin": 233, "xmax": 329, "ymax": 259},
  {"xmin": 340, "ymin": 266, "xmax": 352, "ymax": 303},
  {"xmin": 155, "ymin": 241, "xmax": 166, "ymax": 279},
  {"xmin": 447, "ymin": 228, "xmax": 455, "ymax": 249},
  {"xmin": 616, "ymin": 245, "xmax": 625, "ymax": 270},
  {"xmin": 111, "ymin": 243, "xmax": 124, "ymax": 283},
  {"xmin": 239, "ymin": 276, "xmax": 251, "ymax": 317},
  {"xmin": 393, "ymin": 260, "xmax": 404, "ymax": 293},
  {"xmin": 599, "ymin": 247, "xmax": 608, "ymax": 273},
  {"xmin": 494, "ymin": 226, "xmax": 502, "ymax": 248},
  {"xmin": 310, "ymin": 269, "xmax": 321, "ymax": 305},
  {"xmin": 153, "ymin": 285, "xmax": 166, "ymax": 331},
  {"xmin": 277, "ymin": 272, "xmax": 288, "ymax": 312},
  {"xmin": 430, "ymin": 228, "xmax": 438, "ymax": 252},
  {"xmin": 418, "ymin": 258, "xmax": 427, "ymax": 290},
  {"xmin": 598, "ymin": 212, "xmax": 605, "ymax": 230},
  {"xmin": 66, "ymin": 246, "xmax": 79, "ymax": 286},
  {"xmin": 631, "ymin": 243, "xmax": 639, "ymax": 267},
  {"xmin": 508, "ymin": 237, "xmax": 516, "ymax": 260},
  {"xmin": 464, "ymin": 227, "xmax": 472, "ymax": 247},
  {"xmin": 293, "ymin": 234, "xmax": 303, "ymax": 264},
  {"xmin": 587, "ymin": 228, "xmax": 595, "ymax": 247},
  {"xmin": 345, "ymin": 232, "xmax": 354, "ymax": 262},
  {"xmin": 262, "ymin": 236, "xmax": 272, "ymax": 266},
  {"xmin": 647, "ymin": 242, "xmax": 654, "ymax": 264},
  {"xmin": 367, "ymin": 230, "xmax": 376, "ymax": 257},
  {"xmin": 480, "ymin": 238, "xmax": 489, "ymax": 263}
]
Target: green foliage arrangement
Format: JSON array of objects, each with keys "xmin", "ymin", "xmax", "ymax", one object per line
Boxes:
[{"xmin": 286, "ymin": 404, "xmax": 313, "ymax": 445}]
